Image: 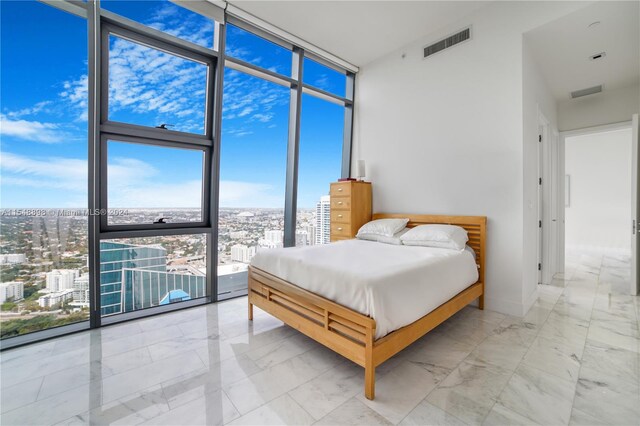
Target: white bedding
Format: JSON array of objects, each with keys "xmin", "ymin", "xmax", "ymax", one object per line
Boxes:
[{"xmin": 250, "ymin": 239, "xmax": 479, "ymax": 339}]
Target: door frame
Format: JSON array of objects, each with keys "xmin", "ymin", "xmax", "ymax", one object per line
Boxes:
[
  {"xmin": 537, "ymin": 108, "xmax": 555, "ymax": 285},
  {"xmin": 631, "ymin": 114, "xmax": 639, "ymax": 295},
  {"xmin": 558, "ymin": 120, "xmax": 634, "ymax": 285}
]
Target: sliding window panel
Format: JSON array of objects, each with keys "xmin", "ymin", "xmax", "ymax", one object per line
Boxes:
[
  {"xmin": 105, "ymin": 32, "xmax": 210, "ymax": 134},
  {"xmin": 303, "ymin": 57, "xmax": 347, "ymax": 98},
  {"xmin": 225, "ymin": 23, "xmax": 293, "ymax": 77},
  {"xmin": 0, "ymin": 1, "xmax": 90, "ymax": 341},
  {"xmin": 296, "ymin": 94, "xmax": 346, "ymax": 245},
  {"xmin": 101, "ymin": 0, "xmax": 216, "ymax": 50},
  {"xmin": 100, "ymin": 234, "xmax": 207, "ymax": 317},
  {"xmin": 104, "ymin": 139, "xmax": 207, "ymax": 227},
  {"xmin": 217, "ymin": 69, "xmax": 290, "ymax": 299}
]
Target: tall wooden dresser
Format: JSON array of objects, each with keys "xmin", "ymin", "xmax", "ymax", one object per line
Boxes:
[{"xmin": 329, "ymin": 181, "xmax": 372, "ymax": 241}]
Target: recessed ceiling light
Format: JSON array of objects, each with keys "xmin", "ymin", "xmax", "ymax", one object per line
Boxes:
[{"xmin": 588, "ymin": 21, "xmax": 601, "ymax": 28}]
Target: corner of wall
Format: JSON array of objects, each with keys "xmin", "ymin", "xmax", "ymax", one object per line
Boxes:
[{"xmin": 484, "ymin": 295, "xmax": 529, "ymax": 317}]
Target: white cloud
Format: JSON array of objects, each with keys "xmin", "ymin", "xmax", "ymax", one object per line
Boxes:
[
  {"xmin": 0, "ymin": 114, "xmax": 68, "ymax": 144},
  {"xmin": 0, "ymin": 151, "xmax": 87, "ymax": 192},
  {"xmin": 105, "ymin": 35, "xmax": 207, "ymax": 132},
  {"xmin": 5, "ymin": 101, "xmax": 53, "ymax": 118},
  {"xmin": 225, "ymin": 128, "xmax": 254, "ymax": 137},
  {"xmin": 2, "ymin": 150, "xmax": 284, "ymax": 208},
  {"xmin": 314, "ymin": 74, "xmax": 330, "ymax": 90},
  {"xmin": 108, "ymin": 179, "xmax": 203, "ymax": 209},
  {"xmin": 221, "ymin": 69, "xmax": 289, "ymax": 136},
  {"xmin": 251, "ymin": 113, "xmax": 273, "ymax": 123},
  {"xmin": 60, "ymin": 74, "xmax": 88, "ymax": 122},
  {"xmin": 147, "ymin": 3, "xmax": 214, "ymax": 48},
  {"xmin": 237, "ymin": 107, "xmax": 253, "ymax": 117}
]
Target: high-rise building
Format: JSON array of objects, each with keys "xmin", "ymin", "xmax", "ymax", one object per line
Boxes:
[
  {"xmin": 46, "ymin": 270, "xmax": 79, "ymax": 292},
  {"xmin": 73, "ymin": 274, "xmax": 90, "ymax": 305},
  {"xmin": 0, "ymin": 281, "xmax": 24, "ymax": 303},
  {"xmin": 230, "ymin": 230, "xmax": 248, "ymax": 239},
  {"xmin": 260, "ymin": 229, "xmax": 284, "ymax": 249},
  {"xmin": 315, "ymin": 195, "xmax": 331, "ymax": 245},
  {"xmin": 304, "ymin": 225, "xmax": 316, "ymax": 245},
  {"xmin": 38, "ymin": 289, "xmax": 74, "ymax": 308},
  {"xmin": 231, "ymin": 244, "xmax": 256, "ymax": 263},
  {"xmin": 99, "ymin": 242, "xmax": 206, "ymax": 316},
  {"xmin": 264, "ymin": 230, "xmax": 284, "ymax": 244},
  {"xmin": 0, "ymin": 254, "xmax": 26, "ymax": 265},
  {"xmin": 295, "ymin": 231, "xmax": 309, "ymax": 246},
  {"xmin": 217, "ymin": 263, "xmax": 249, "ymax": 300},
  {"xmin": 258, "ymin": 240, "xmax": 282, "ymax": 249}
]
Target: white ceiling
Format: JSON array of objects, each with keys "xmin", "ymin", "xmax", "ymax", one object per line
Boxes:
[
  {"xmin": 526, "ymin": 1, "xmax": 640, "ymax": 101},
  {"xmin": 227, "ymin": 1, "xmax": 491, "ymax": 67}
]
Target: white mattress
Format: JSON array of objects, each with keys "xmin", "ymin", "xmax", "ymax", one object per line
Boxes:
[{"xmin": 250, "ymin": 239, "xmax": 479, "ymax": 339}]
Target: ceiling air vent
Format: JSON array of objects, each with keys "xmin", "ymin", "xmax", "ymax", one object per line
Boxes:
[
  {"xmin": 570, "ymin": 85, "xmax": 603, "ymax": 99},
  {"xmin": 424, "ymin": 27, "xmax": 471, "ymax": 58}
]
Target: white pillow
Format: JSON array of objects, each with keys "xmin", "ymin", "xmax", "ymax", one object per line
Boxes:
[
  {"xmin": 357, "ymin": 228, "xmax": 409, "ymax": 245},
  {"xmin": 400, "ymin": 224, "xmax": 468, "ymax": 250},
  {"xmin": 356, "ymin": 218, "xmax": 410, "ymax": 238}
]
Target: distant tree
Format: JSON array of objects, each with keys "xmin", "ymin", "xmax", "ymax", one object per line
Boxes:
[
  {"xmin": 24, "ymin": 301, "xmax": 40, "ymax": 312},
  {"xmin": 0, "ymin": 311, "xmax": 89, "ymax": 339},
  {"xmin": 1, "ymin": 301, "xmax": 17, "ymax": 312},
  {"xmin": 23, "ymin": 285, "xmax": 39, "ymax": 299}
]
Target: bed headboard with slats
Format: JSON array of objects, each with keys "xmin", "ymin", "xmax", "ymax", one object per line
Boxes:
[{"xmin": 372, "ymin": 213, "xmax": 487, "ymax": 285}]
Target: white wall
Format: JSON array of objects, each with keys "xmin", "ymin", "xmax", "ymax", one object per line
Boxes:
[
  {"xmin": 558, "ymin": 84, "xmax": 640, "ymax": 131},
  {"xmin": 522, "ymin": 39, "xmax": 559, "ymax": 307},
  {"xmin": 353, "ymin": 1, "xmax": 587, "ymax": 316},
  {"xmin": 565, "ymin": 128, "xmax": 632, "ymax": 252}
]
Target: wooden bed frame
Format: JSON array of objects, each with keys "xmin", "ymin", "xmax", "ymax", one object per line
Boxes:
[{"xmin": 248, "ymin": 213, "xmax": 486, "ymax": 400}]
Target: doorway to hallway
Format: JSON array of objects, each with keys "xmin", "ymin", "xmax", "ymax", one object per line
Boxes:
[{"xmin": 562, "ymin": 127, "xmax": 633, "ymax": 294}]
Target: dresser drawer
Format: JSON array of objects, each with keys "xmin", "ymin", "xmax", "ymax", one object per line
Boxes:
[
  {"xmin": 330, "ymin": 182, "xmax": 352, "ymax": 197},
  {"xmin": 330, "ymin": 223, "xmax": 351, "ymax": 237},
  {"xmin": 330, "ymin": 236, "xmax": 351, "ymax": 242},
  {"xmin": 331, "ymin": 210, "xmax": 350, "ymax": 224},
  {"xmin": 331, "ymin": 197, "xmax": 351, "ymax": 210}
]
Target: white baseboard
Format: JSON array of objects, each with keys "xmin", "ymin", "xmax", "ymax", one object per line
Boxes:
[
  {"xmin": 523, "ymin": 286, "xmax": 539, "ymax": 314},
  {"xmin": 483, "ymin": 296, "xmax": 528, "ymax": 317}
]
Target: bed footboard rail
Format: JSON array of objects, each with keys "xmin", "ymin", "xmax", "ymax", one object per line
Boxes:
[{"xmin": 248, "ymin": 266, "xmax": 376, "ymax": 367}]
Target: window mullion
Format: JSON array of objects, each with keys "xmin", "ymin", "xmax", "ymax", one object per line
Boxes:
[
  {"xmin": 283, "ymin": 47, "xmax": 304, "ymax": 248},
  {"xmin": 342, "ymin": 72, "xmax": 356, "ymax": 179},
  {"xmin": 88, "ymin": 0, "xmax": 103, "ymax": 329}
]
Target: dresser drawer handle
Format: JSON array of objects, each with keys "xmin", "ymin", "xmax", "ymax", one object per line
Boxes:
[
  {"xmin": 337, "ymin": 201, "xmax": 343, "ymax": 205},
  {"xmin": 338, "ymin": 188, "xmax": 343, "ymax": 191},
  {"xmin": 338, "ymin": 214, "xmax": 343, "ymax": 218},
  {"xmin": 338, "ymin": 227, "xmax": 343, "ymax": 231}
]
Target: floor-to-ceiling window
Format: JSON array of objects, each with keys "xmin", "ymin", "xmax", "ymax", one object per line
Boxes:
[
  {"xmin": 217, "ymin": 22, "xmax": 355, "ymax": 297},
  {"xmin": 96, "ymin": 1, "xmax": 217, "ymax": 323},
  {"xmin": 0, "ymin": 1, "xmax": 89, "ymax": 340},
  {"xmin": 296, "ymin": 58, "xmax": 349, "ymax": 245},
  {"xmin": 217, "ymin": 24, "xmax": 292, "ymax": 299},
  {"xmin": 0, "ymin": 0, "xmax": 354, "ymax": 348},
  {"xmin": 217, "ymin": 68, "xmax": 290, "ymax": 299}
]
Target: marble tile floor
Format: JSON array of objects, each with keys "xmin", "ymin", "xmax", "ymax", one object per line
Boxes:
[{"xmin": 1, "ymin": 251, "xmax": 638, "ymax": 426}]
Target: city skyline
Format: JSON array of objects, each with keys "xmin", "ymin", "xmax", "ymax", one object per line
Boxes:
[{"xmin": 0, "ymin": 200, "xmax": 329, "ymax": 338}]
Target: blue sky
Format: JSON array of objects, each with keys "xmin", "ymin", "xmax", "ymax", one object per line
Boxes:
[{"xmin": 0, "ymin": 0, "xmax": 345, "ymax": 209}]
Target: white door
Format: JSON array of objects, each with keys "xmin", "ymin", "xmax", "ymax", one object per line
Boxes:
[{"xmin": 632, "ymin": 114, "xmax": 639, "ymax": 295}]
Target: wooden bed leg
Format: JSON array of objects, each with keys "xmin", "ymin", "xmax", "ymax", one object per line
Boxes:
[
  {"xmin": 364, "ymin": 329, "xmax": 375, "ymax": 400},
  {"xmin": 248, "ymin": 300, "xmax": 254, "ymax": 321},
  {"xmin": 365, "ymin": 362, "xmax": 375, "ymax": 400},
  {"xmin": 478, "ymin": 294, "xmax": 485, "ymax": 310}
]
